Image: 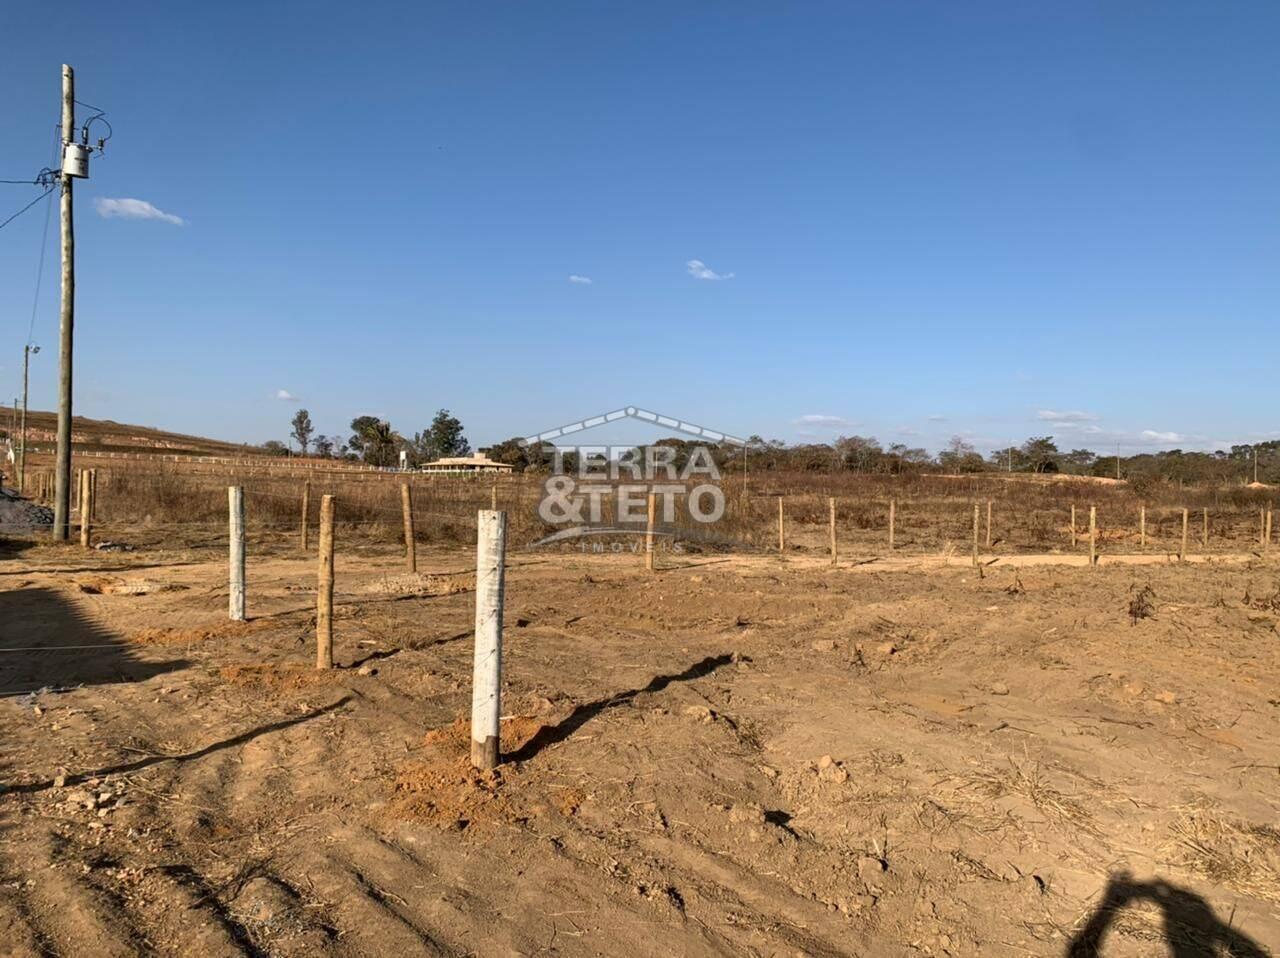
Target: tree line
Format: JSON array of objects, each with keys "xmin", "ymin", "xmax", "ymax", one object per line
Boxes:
[{"xmin": 259, "ymin": 413, "xmax": 1280, "ymax": 486}]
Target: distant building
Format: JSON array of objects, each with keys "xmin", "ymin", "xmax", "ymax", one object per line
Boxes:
[{"xmin": 418, "ymin": 454, "xmax": 514, "ymax": 475}]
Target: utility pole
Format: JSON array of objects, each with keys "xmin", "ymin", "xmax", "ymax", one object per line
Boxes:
[
  {"xmin": 18, "ymin": 344, "xmax": 38, "ymax": 494},
  {"xmin": 1115, "ymin": 443, "xmax": 1121, "ymax": 481},
  {"xmin": 52, "ymin": 64, "xmax": 77, "ymax": 540}
]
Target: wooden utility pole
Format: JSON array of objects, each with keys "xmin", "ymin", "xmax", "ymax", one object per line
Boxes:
[
  {"xmin": 52, "ymin": 65, "xmax": 76, "ymax": 541},
  {"xmin": 316, "ymin": 495, "xmax": 336, "ymax": 669},
  {"xmin": 471, "ymin": 509, "xmax": 507, "ymax": 770},
  {"xmin": 401, "ymin": 482, "xmax": 416, "ymax": 572},
  {"xmin": 828, "ymin": 497, "xmax": 837, "ymax": 566}
]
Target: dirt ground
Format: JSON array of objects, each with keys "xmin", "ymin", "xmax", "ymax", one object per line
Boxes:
[{"xmin": 1, "ymin": 532, "xmax": 1279, "ymax": 957}]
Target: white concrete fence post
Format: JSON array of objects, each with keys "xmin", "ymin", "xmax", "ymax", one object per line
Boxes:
[
  {"xmin": 229, "ymin": 486, "xmax": 245, "ymax": 621},
  {"xmin": 471, "ymin": 509, "xmax": 507, "ymax": 770}
]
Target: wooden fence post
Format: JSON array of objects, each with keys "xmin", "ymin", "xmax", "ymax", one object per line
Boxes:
[
  {"xmin": 888, "ymin": 499, "xmax": 895, "ymax": 551},
  {"xmin": 79, "ymin": 470, "xmax": 93, "ymax": 548},
  {"xmin": 1070, "ymin": 504, "xmax": 1077, "ymax": 548},
  {"xmin": 301, "ymin": 481, "xmax": 310, "ymax": 551},
  {"xmin": 1262, "ymin": 508, "xmax": 1267, "ymax": 547},
  {"xmin": 1202, "ymin": 507, "xmax": 1208, "ymax": 548},
  {"xmin": 1267, "ymin": 509, "xmax": 1273, "ymax": 551},
  {"xmin": 1089, "ymin": 506, "xmax": 1097, "ymax": 567},
  {"xmin": 316, "ymin": 495, "xmax": 336, "ymax": 669},
  {"xmin": 1180, "ymin": 508, "xmax": 1189, "ymax": 562},
  {"xmin": 777, "ymin": 497, "xmax": 785, "ymax": 554},
  {"xmin": 401, "ymin": 483, "xmax": 416, "ymax": 572},
  {"xmin": 471, "ymin": 509, "xmax": 507, "ymax": 770},
  {"xmin": 645, "ymin": 492, "xmax": 656, "ymax": 572},
  {"xmin": 985, "ymin": 500, "xmax": 992, "ymax": 548},
  {"xmin": 229, "ymin": 486, "xmax": 245, "ymax": 621},
  {"xmin": 829, "ymin": 497, "xmax": 837, "ymax": 566},
  {"xmin": 1140, "ymin": 505, "xmax": 1146, "ymax": 547},
  {"xmin": 972, "ymin": 503, "xmax": 979, "ymax": 567},
  {"xmin": 89, "ymin": 468, "xmax": 97, "ymax": 521},
  {"xmin": 491, "ymin": 484, "xmax": 497, "ymax": 511}
]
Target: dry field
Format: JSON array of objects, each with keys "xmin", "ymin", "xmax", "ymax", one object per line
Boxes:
[{"xmin": 2, "ymin": 466, "xmax": 1279, "ymax": 956}]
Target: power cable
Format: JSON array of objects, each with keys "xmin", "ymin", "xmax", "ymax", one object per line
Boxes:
[{"xmin": 0, "ymin": 185, "xmax": 56, "ymax": 233}]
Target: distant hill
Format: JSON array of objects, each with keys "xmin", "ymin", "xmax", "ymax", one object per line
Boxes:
[{"xmin": 6, "ymin": 410, "xmax": 253, "ymax": 458}]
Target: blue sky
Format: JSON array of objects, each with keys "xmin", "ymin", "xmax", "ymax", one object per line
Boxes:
[{"xmin": 1, "ymin": 1, "xmax": 1277, "ymax": 455}]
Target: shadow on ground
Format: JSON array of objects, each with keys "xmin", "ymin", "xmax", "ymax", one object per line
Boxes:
[
  {"xmin": 508, "ymin": 653, "xmax": 735, "ymax": 762},
  {"xmin": 0, "ymin": 586, "xmax": 189, "ymax": 696},
  {"xmin": 1066, "ymin": 872, "xmax": 1269, "ymax": 957}
]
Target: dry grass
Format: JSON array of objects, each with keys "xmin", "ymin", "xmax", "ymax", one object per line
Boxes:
[{"xmin": 1166, "ymin": 806, "xmax": 1280, "ymax": 904}]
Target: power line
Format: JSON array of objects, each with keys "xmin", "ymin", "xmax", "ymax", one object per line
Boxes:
[
  {"xmin": 0, "ymin": 185, "xmax": 55, "ymax": 232},
  {"xmin": 26, "ymin": 188, "xmax": 54, "ymax": 345}
]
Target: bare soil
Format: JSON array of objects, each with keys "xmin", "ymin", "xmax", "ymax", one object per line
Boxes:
[{"xmin": 2, "ymin": 536, "xmax": 1279, "ymax": 956}]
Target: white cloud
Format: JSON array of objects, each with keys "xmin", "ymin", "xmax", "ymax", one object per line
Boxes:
[
  {"xmin": 568, "ymin": 274, "xmax": 593, "ymax": 285},
  {"xmin": 687, "ymin": 259, "xmax": 734, "ymax": 281},
  {"xmin": 794, "ymin": 414, "xmax": 859, "ymax": 431},
  {"xmin": 1140, "ymin": 429, "xmax": 1184, "ymax": 443},
  {"xmin": 926, "ymin": 414, "xmax": 947, "ymax": 422},
  {"xmin": 275, "ymin": 389, "xmax": 300, "ymax": 402},
  {"xmin": 1036, "ymin": 409, "xmax": 1098, "ymax": 423},
  {"xmin": 94, "ymin": 197, "xmax": 185, "ymax": 226}
]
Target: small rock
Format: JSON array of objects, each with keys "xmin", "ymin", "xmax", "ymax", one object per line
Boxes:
[
  {"xmin": 819, "ymin": 763, "xmax": 849, "ymax": 784},
  {"xmin": 811, "ymin": 639, "xmax": 837, "ymax": 652},
  {"xmin": 1124, "ymin": 682, "xmax": 1146, "ymax": 697},
  {"xmin": 356, "ymin": 665, "xmax": 377, "ymax": 677},
  {"xmin": 728, "ymin": 803, "xmax": 767, "ymax": 827},
  {"xmin": 990, "ymin": 682, "xmax": 1010, "ymax": 696},
  {"xmin": 1155, "ymin": 690, "xmax": 1177, "ymax": 704},
  {"xmin": 876, "ymin": 642, "xmax": 898, "ymax": 656},
  {"xmin": 683, "ymin": 705, "xmax": 716, "ymax": 723},
  {"xmin": 52, "ymin": 774, "xmax": 67, "ymax": 789},
  {"xmin": 515, "ymin": 617, "xmax": 531, "ymax": 628},
  {"xmin": 817, "ymin": 754, "xmax": 834, "ymax": 769}
]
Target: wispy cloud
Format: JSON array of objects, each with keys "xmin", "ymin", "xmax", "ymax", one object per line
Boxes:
[
  {"xmin": 94, "ymin": 197, "xmax": 185, "ymax": 226},
  {"xmin": 1140, "ymin": 429, "xmax": 1185, "ymax": 444},
  {"xmin": 687, "ymin": 259, "xmax": 734, "ymax": 281},
  {"xmin": 1037, "ymin": 409, "xmax": 1098, "ymax": 423},
  {"xmin": 275, "ymin": 389, "xmax": 300, "ymax": 402},
  {"xmin": 794, "ymin": 414, "xmax": 859, "ymax": 431},
  {"xmin": 568, "ymin": 274, "xmax": 593, "ymax": 285}
]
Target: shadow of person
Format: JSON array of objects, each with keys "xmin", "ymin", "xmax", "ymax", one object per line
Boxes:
[
  {"xmin": 0, "ymin": 586, "xmax": 188, "ymax": 696},
  {"xmin": 1067, "ymin": 872, "xmax": 1269, "ymax": 957}
]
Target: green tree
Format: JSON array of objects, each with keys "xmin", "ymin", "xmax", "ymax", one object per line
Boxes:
[
  {"xmin": 261, "ymin": 439, "xmax": 289, "ymax": 457},
  {"xmin": 412, "ymin": 409, "xmax": 470, "ymax": 464},
  {"xmin": 1020, "ymin": 436, "xmax": 1060, "ymax": 473},
  {"xmin": 348, "ymin": 416, "xmax": 399, "ymax": 467},
  {"xmin": 290, "ymin": 408, "xmax": 314, "ymax": 454}
]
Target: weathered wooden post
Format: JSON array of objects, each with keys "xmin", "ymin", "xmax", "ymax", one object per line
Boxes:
[
  {"xmin": 79, "ymin": 469, "xmax": 93, "ymax": 548},
  {"xmin": 1089, "ymin": 506, "xmax": 1097, "ymax": 567},
  {"xmin": 300, "ymin": 480, "xmax": 310, "ymax": 551},
  {"xmin": 228, "ymin": 486, "xmax": 245, "ymax": 621},
  {"xmin": 1140, "ymin": 505, "xmax": 1146, "ymax": 547},
  {"xmin": 1267, "ymin": 509, "xmax": 1273, "ymax": 551},
  {"xmin": 645, "ymin": 492, "xmax": 656, "ymax": 572},
  {"xmin": 89, "ymin": 468, "xmax": 97, "ymax": 521},
  {"xmin": 888, "ymin": 499, "xmax": 896, "ymax": 551},
  {"xmin": 971, "ymin": 503, "xmax": 979, "ymax": 567},
  {"xmin": 1070, "ymin": 504, "xmax": 1077, "ymax": 548},
  {"xmin": 491, "ymin": 484, "xmax": 497, "ymax": 511},
  {"xmin": 1202, "ymin": 507, "xmax": 1209, "ymax": 548},
  {"xmin": 471, "ymin": 509, "xmax": 507, "ymax": 770},
  {"xmin": 985, "ymin": 499, "xmax": 992, "ymax": 548},
  {"xmin": 1262, "ymin": 508, "xmax": 1267, "ymax": 547},
  {"xmin": 828, "ymin": 497, "xmax": 837, "ymax": 566},
  {"xmin": 777, "ymin": 497, "xmax": 785, "ymax": 553},
  {"xmin": 401, "ymin": 482, "xmax": 416, "ymax": 572},
  {"xmin": 316, "ymin": 495, "xmax": 336, "ymax": 669},
  {"xmin": 1180, "ymin": 508, "xmax": 1189, "ymax": 562}
]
